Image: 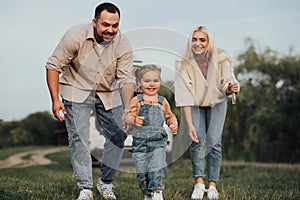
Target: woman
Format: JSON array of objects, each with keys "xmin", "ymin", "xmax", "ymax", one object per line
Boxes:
[{"xmin": 174, "ymin": 26, "xmax": 239, "ymax": 200}]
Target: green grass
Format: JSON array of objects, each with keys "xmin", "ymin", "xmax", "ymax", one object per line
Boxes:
[{"xmin": 0, "ymin": 147, "xmax": 299, "ymax": 199}]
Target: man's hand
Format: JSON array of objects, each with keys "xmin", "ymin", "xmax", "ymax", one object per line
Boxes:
[
  {"xmin": 52, "ymin": 100, "xmax": 66, "ymax": 121},
  {"xmin": 169, "ymin": 124, "xmax": 178, "ymax": 135}
]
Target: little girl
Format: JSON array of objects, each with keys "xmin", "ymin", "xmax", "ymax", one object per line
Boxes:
[{"xmin": 124, "ymin": 64, "xmax": 178, "ymax": 200}]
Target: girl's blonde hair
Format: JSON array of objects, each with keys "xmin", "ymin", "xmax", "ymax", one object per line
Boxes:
[{"xmin": 135, "ymin": 64, "xmax": 161, "ymax": 83}]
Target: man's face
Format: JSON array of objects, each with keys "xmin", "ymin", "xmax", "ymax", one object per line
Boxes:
[
  {"xmin": 191, "ymin": 30, "xmax": 209, "ymax": 55},
  {"xmin": 92, "ymin": 10, "xmax": 119, "ymax": 41}
]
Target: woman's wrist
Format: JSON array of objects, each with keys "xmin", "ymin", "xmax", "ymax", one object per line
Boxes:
[{"xmin": 226, "ymin": 89, "xmax": 232, "ymax": 95}]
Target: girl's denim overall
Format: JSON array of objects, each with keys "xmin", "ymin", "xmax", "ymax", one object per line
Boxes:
[{"xmin": 131, "ymin": 94, "xmax": 168, "ymax": 195}]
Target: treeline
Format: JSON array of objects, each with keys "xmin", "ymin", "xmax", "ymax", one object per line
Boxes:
[
  {"xmin": 223, "ymin": 39, "xmax": 300, "ymax": 163},
  {"xmin": 0, "ymin": 112, "xmax": 66, "ymax": 148},
  {"xmin": 0, "ymin": 39, "xmax": 299, "ymax": 163}
]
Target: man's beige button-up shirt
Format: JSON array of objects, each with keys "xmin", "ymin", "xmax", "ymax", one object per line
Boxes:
[{"xmin": 45, "ymin": 23, "xmax": 135, "ymax": 110}]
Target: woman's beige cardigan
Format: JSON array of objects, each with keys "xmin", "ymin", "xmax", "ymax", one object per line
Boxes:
[{"xmin": 175, "ymin": 49, "xmax": 233, "ymax": 107}]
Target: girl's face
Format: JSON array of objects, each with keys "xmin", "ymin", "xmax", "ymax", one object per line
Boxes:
[
  {"xmin": 140, "ymin": 70, "xmax": 160, "ymax": 96},
  {"xmin": 191, "ymin": 30, "xmax": 208, "ymax": 55}
]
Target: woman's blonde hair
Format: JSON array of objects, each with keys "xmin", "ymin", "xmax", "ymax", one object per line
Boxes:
[{"xmin": 179, "ymin": 26, "xmax": 218, "ymax": 75}]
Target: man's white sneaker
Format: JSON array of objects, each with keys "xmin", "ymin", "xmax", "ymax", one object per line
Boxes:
[
  {"xmin": 191, "ymin": 183, "xmax": 206, "ymax": 199},
  {"xmin": 76, "ymin": 189, "xmax": 93, "ymax": 200},
  {"xmin": 152, "ymin": 190, "xmax": 164, "ymax": 200},
  {"xmin": 96, "ymin": 179, "xmax": 116, "ymax": 200},
  {"xmin": 207, "ymin": 186, "xmax": 219, "ymax": 200}
]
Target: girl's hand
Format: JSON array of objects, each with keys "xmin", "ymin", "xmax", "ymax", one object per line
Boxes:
[
  {"xmin": 169, "ymin": 124, "xmax": 178, "ymax": 135},
  {"xmin": 135, "ymin": 116, "xmax": 144, "ymax": 126},
  {"xmin": 188, "ymin": 125, "xmax": 199, "ymax": 143}
]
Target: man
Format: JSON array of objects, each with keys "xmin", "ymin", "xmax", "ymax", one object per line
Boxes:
[{"xmin": 45, "ymin": 2, "xmax": 135, "ymax": 200}]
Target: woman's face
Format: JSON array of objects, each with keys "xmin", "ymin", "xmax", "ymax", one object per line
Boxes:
[
  {"xmin": 140, "ymin": 70, "xmax": 161, "ymax": 96},
  {"xmin": 191, "ymin": 30, "xmax": 209, "ymax": 55}
]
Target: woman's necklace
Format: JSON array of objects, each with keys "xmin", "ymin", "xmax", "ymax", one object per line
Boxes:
[{"xmin": 195, "ymin": 57, "xmax": 208, "ymax": 78}]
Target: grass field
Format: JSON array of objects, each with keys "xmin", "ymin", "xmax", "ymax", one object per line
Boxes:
[{"xmin": 0, "ymin": 146, "xmax": 299, "ymax": 200}]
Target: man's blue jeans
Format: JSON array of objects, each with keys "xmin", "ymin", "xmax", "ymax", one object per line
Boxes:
[{"xmin": 63, "ymin": 91, "xmax": 125, "ymax": 190}]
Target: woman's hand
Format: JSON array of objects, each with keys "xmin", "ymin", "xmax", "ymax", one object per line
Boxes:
[
  {"xmin": 188, "ymin": 125, "xmax": 199, "ymax": 143},
  {"xmin": 227, "ymin": 82, "xmax": 239, "ymax": 94}
]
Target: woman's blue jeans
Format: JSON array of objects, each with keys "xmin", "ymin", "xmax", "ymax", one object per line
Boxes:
[
  {"xmin": 189, "ymin": 100, "xmax": 227, "ymax": 183},
  {"xmin": 63, "ymin": 91, "xmax": 125, "ymax": 190}
]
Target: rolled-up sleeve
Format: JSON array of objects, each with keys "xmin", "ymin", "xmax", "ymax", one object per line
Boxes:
[
  {"xmin": 45, "ymin": 26, "xmax": 78, "ymax": 73},
  {"xmin": 163, "ymin": 99, "xmax": 178, "ymax": 127}
]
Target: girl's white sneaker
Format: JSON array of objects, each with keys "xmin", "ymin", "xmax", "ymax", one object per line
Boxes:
[
  {"xmin": 144, "ymin": 194, "xmax": 152, "ymax": 200},
  {"xmin": 152, "ymin": 190, "xmax": 164, "ymax": 200}
]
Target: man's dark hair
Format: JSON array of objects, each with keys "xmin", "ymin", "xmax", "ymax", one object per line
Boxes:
[{"xmin": 94, "ymin": 2, "xmax": 120, "ymax": 19}]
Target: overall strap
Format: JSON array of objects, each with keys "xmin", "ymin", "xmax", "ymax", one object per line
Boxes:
[
  {"xmin": 158, "ymin": 96, "xmax": 164, "ymax": 105},
  {"xmin": 137, "ymin": 94, "xmax": 144, "ymax": 105}
]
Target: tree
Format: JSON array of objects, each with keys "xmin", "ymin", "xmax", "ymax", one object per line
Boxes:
[
  {"xmin": 223, "ymin": 38, "xmax": 300, "ymax": 163},
  {"xmin": 20, "ymin": 111, "xmax": 57, "ymax": 145},
  {"xmin": 0, "ymin": 111, "xmax": 60, "ymax": 148}
]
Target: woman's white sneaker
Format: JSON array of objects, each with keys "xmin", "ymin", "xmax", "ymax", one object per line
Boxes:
[
  {"xmin": 207, "ymin": 186, "xmax": 219, "ymax": 200},
  {"xmin": 191, "ymin": 183, "xmax": 206, "ymax": 199}
]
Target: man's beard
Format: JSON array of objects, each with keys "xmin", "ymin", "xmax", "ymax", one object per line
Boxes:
[
  {"xmin": 101, "ymin": 34, "xmax": 115, "ymax": 45},
  {"xmin": 94, "ymin": 28, "xmax": 116, "ymax": 45}
]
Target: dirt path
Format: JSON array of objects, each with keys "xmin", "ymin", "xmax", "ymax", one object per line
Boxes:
[{"xmin": 0, "ymin": 146, "xmax": 68, "ymax": 169}]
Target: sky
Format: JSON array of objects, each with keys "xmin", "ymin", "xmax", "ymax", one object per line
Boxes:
[{"xmin": 0, "ymin": 0, "xmax": 299, "ymax": 121}]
